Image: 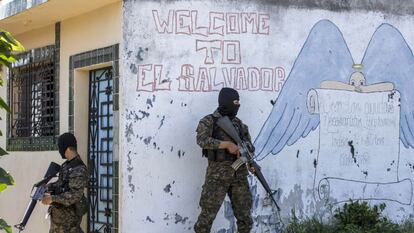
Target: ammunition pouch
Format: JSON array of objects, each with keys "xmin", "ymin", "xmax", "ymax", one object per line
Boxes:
[
  {"xmin": 203, "ymin": 149, "xmax": 236, "ymax": 162},
  {"xmin": 73, "ymin": 195, "xmax": 88, "ymax": 217}
]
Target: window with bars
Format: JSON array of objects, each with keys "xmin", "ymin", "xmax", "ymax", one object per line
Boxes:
[{"xmin": 7, "ymin": 45, "xmax": 58, "ymax": 150}]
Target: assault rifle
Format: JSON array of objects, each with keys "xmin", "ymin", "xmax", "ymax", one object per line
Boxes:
[
  {"xmin": 15, "ymin": 162, "xmax": 61, "ymax": 232},
  {"xmin": 216, "ymin": 116, "xmax": 281, "ymax": 212}
]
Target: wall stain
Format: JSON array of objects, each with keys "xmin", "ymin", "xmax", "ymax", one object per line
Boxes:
[
  {"xmin": 127, "ymin": 151, "xmax": 133, "ymax": 172},
  {"xmin": 146, "ymin": 98, "xmax": 154, "ymax": 108},
  {"xmin": 388, "ymin": 90, "xmax": 396, "ymax": 101},
  {"xmin": 348, "ymin": 140, "xmax": 359, "ymax": 167},
  {"xmin": 362, "ymin": 170, "xmax": 368, "ymax": 178},
  {"xmin": 164, "ymin": 183, "xmax": 172, "ymax": 193},
  {"xmin": 125, "ymin": 122, "xmax": 134, "ymax": 142},
  {"xmin": 128, "ymin": 175, "xmax": 135, "ymax": 193},
  {"xmin": 174, "ymin": 213, "xmax": 189, "ymax": 224},
  {"xmin": 130, "ymin": 63, "xmax": 138, "ymax": 74},
  {"xmin": 159, "ymin": 115, "xmax": 166, "ymax": 129},
  {"xmin": 137, "ymin": 47, "xmax": 148, "ymax": 61},
  {"xmin": 136, "ymin": 110, "xmax": 150, "ymax": 120},
  {"xmin": 143, "ymin": 136, "xmax": 152, "ymax": 145},
  {"xmin": 146, "ymin": 216, "xmax": 155, "ymax": 223}
]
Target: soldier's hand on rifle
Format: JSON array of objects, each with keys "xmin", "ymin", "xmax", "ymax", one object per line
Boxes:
[
  {"xmin": 248, "ymin": 165, "xmax": 256, "ymax": 174},
  {"xmin": 222, "ymin": 141, "xmax": 239, "ymax": 155},
  {"xmin": 41, "ymin": 193, "xmax": 52, "ymax": 205}
]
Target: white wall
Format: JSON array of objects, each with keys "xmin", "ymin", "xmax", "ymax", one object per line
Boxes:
[{"xmin": 121, "ymin": 1, "xmax": 414, "ymax": 232}]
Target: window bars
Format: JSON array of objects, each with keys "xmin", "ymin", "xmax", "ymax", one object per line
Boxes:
[{"xmin": 9, "ymin": 45, "xmax": 56, "ymax": 138}]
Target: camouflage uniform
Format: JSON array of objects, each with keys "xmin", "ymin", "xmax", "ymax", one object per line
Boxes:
[
  {"xmin": 47, "ymin": 156, "xmax": 88, "ymax": 233},
  {"xmin": 194, "ymin": 110, "xmax": 253, "ymax": 233}
]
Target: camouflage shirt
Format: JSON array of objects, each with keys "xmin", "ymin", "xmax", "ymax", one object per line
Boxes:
[
  {"xmin": 196, "ymin": 110, "xmax": 255, "ymax": 152},
  {"xmin": 48, "ymin": 156, "xmax": 88, "ymax": 206}
]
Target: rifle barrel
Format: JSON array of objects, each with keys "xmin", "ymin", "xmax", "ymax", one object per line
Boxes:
[{"xmin": 15, "ymin": 199, "xmax": 37, "ymax": 231}]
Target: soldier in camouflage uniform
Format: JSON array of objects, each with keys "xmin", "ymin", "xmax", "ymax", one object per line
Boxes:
[
  {"xmin": 194, "ymin": 88, "xmax": 254, "ymax": 233},
  {"xmin": 41, "ymin": 133, "xmax": 89, "ymax": 233}
]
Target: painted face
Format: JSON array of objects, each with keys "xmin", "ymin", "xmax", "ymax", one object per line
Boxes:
[{"xmin": 349, "ymin": 72, "xmax": 366, "ymax": 87}]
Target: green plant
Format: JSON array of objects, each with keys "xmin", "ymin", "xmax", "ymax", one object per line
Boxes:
[
  {"xmin": 334, "ymin": 201, "xmax": 385, "ymax": 229},
  {"xmin": 0, "ymin": 30, "xmax": 24, "ymax": 233},
  {"xmin": 284, "ymin": 209, "xmax": 334, "ymax": 233},
  {"xmin": 284, "ymin": 201, "xmax": 412, "ymax": 233},
  {"xmin": 333, "ymin": 201, "xmax": 399, "ymax": 233},
  {"xmin": 399, "ymin": 220, "xmax": 414, "ymax": 233}
]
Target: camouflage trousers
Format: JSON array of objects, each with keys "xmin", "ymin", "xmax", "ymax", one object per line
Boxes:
[
  {"xmin": 194, "ymin": 160, "xmax": 253, "ymax": 233},
  {"xmin": 49, "ymin": 205, "xmax": 84, "ymax": 233},
  {"xmin": 50, "ymin": 223, "xmax": 83, "ymax": 233}
]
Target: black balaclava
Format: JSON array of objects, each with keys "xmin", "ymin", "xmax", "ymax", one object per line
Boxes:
[
  {"xmin": 218, "ymin": 87, "xmax": 240, "ymax": 118},
  {"xmin": 57, "ymin": 132, "xmax": 77, "ymax": 159}
]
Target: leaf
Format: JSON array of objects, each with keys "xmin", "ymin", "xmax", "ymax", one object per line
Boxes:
[
  {"xmin": 0, "ymin": 97, "xmax": 10, "ymax": 113},
  {"xmin": 0, "ymin": 54, "xmax": 15, "ymax": 63},
  {"xmin": 0, "ymin": 218, "xmax": 12, "ymax": 233},
  {"xmin": 0, "ymin": 167, "xmax": 14, "ymax": 192},
  {"xmin": 0, "ymin": 41, "xmax": 12, "ymax": 58},
  {"xmin": 0, "ymin": 30, "xmax": 24, "ymax": 52},
  {"xmin": 0, "ymin": 147, "xmax": 7, "ymax": 156},
  {"xmin": 0, "ymin": 57, "xmax": 11, "ymax": 69}
]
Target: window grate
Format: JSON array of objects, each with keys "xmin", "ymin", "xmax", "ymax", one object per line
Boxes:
[{"xmin": 9, "ymin": 59, "xmax": 55, "ymax": 138}]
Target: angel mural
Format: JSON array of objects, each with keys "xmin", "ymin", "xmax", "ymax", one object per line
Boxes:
[{"xmin": 253, "ymin": 20, "xmax": 414, "ymax": 206}]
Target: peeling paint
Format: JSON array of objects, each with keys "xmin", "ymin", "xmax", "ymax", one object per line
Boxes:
[
  {"xmin": 127, "ymin": 151, "xmax": 133, "ymax": 172},
  {"xmin": 125, "ymin": 123, "xmax": 134, "ymax": 142},
  {"xmin": 146, "ymin": 98, "xmax": 154, "ymax": 108},
  {"xmin": 130, "ymin": 63, "xmax": 138, "ymax": 74},
  {"xmin": 164, "ymin": 184, "xmax": 171, "ymax": 193},
  {"xmin": 146, "ymin": 216, "xmax": 155, "ymax": 223},
  {"xmin": 223, "ymin": 201, "xmax": 236, "ymax": 232},
  {"xmin": 143, "ymin": 136, "xmax": 152, "ymax": 145},
  {"xmin": 348, "ymin": 140, "xmax": 357, "ymax": 165},
  {"xmin": 128, "ymin": 175, "xmax": 135, "ymax": 193},
  {"xmin": 174, "ymin": 213, "xmax": 189, "ymax": 224},
  {"xmin": 158, "ymin": 115, "xmax": 166, "ymax": 129}
]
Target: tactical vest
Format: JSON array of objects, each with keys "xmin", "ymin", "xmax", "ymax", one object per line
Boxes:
[
  {"xmin": 53, "ymin": 156, "xmax": 88, "ymax": 217},
  {"xmin": 56, "ymin": 157, "xmax": 85, "ymax": 193},
  {"xmin": 203, "ymin": 115, "xmax": 243, "ymax": 162}
]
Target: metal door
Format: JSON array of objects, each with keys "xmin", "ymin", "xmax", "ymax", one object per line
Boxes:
[{"xmin": 88, "ymin": 67, "xmax": 113, "ymax": 233}]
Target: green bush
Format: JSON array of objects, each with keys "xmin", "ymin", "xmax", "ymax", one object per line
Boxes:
[
  {"xmin": 284, "ymin": 200, "xmax": 413, "ymax": 233},
  {"xmin": 285, "ymin": 212, "xmax": 333, "ymax": 233},
  {"xmin": 334, "ymin": 201, "xmax": 399, "ymax": 233},
  {"xmin": 0, "ymin": 29, "xmax": 24, "ymax": 233}
]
